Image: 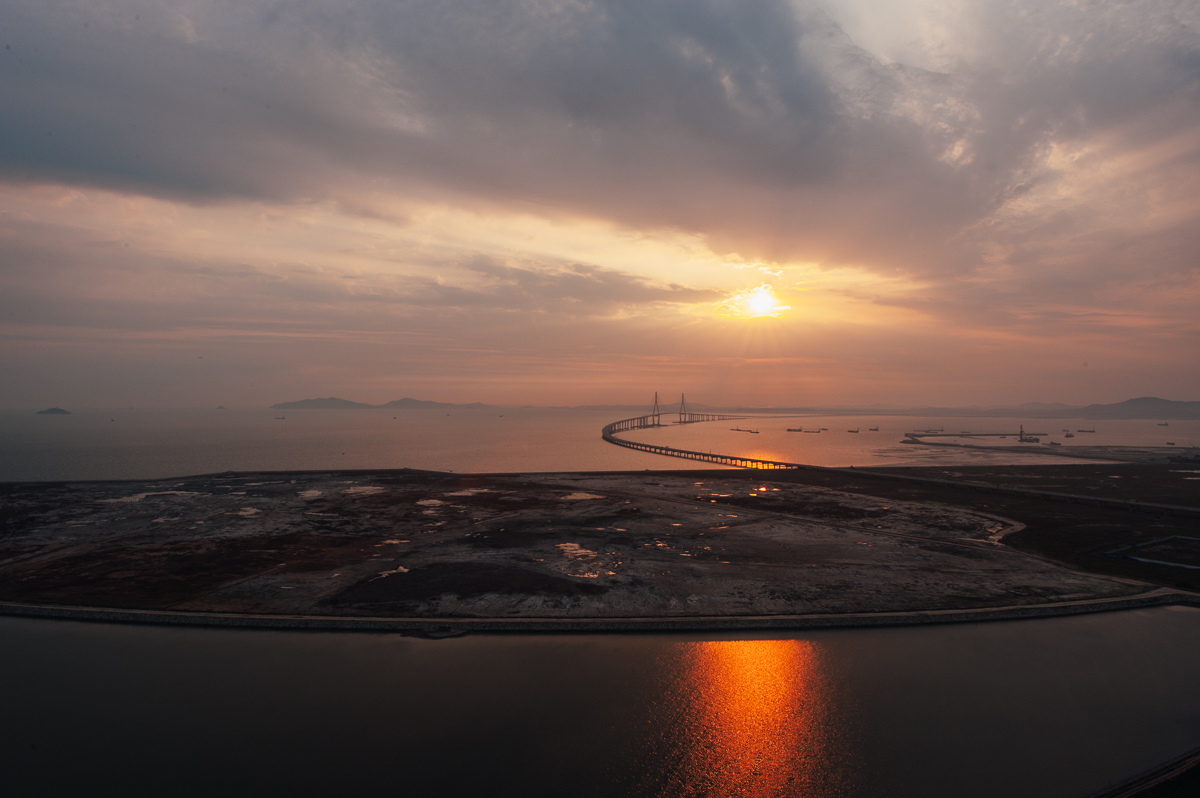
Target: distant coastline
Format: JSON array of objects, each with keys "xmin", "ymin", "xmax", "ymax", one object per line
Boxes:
[
  {"xmin": 270, "ymin": 395, "xmax": 1200, "ymax": 420},
  {"xmin": 270, "ymin": 397, "xmax": 495, "ymax": 411}
]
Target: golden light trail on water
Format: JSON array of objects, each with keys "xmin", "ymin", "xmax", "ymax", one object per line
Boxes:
[{"xmin": 657, "ymin": 639, "xmax": 841, "ymax": 797}]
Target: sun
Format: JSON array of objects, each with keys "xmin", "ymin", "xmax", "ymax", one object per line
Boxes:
[
  {"xmin": 746, "ymin": 286, "xmax": 779, "ymax": 316},
  {"xmin": 728, "ymin": 284, "xmax": 789, "ymax": 317},
  {"xmin": 710, "ymin": 283, "xmax": 791, "ymax": 318}
]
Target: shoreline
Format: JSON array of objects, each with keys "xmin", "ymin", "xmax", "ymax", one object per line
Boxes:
[
  {"xmin": 3, "ymin": 588, "xmax": 1197, "ymax": 635},
  {"xmin": 7, "ymin": 463, "xmax": 1198, "ymax": 519}
]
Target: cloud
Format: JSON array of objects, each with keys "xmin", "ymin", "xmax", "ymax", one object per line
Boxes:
[
  {"xmin": 3, "ymin": 0, "xmax": 1198, "ymax": 277},
  {"xmin": 0, "ymin": 202, "xmax": 720, "ymax": 343},
  {"xmin": 1, "ymin": 0, "xmax": 1198, "ymax": 406}
]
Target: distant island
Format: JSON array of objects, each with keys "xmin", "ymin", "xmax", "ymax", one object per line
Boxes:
[
  {"xmin": 270, "ymin": 397, "xmax": 495, "ymax": 410},
  {"xmin": 34, "ymin": 407, "xmax": 70, "ymax": 415},
  {"xmin": 710, "ymin": 396, "xmax": 1200, "ymax": 421},
  {"xmin": 270, "ymin": 395, "xmax": 1200, "ymax": 419}
]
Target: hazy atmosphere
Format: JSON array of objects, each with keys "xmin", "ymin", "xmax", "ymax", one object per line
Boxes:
[{"xmin": 3, "ymin": 0, "xmax": 1198, "ymax": 408}]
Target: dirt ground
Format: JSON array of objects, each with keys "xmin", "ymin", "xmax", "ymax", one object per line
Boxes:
[{"xmin": 0, "ymin": 468, "xmax": 1160, "ymax": 618}]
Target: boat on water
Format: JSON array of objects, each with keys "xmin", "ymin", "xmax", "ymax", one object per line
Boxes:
[
  {"xmin": 1078, "ymin": 429, "xmax": 1096, "ymax": 433},
  {"xmin": 804, "ymin": 430, "xmax": 821, "ymax": 433},
  {"xmin": 730, "ymin": 427, "xmax": 759, "ymax": 434},
  {"xmin": 1064, "ymin": 432, "xmax": 1075, "ymax": 438},
  {"xmin": 848, "ymin": 428, "xmax": 859, "ymax": 433},
  {"xmin": 1158, "ymin": 422, "xmax": 1169, "ymax": 426},
  {"xmin": 786, "ymin": 428, "xmax": 803, "ymax": 432},
  {"xmin": 1167, "ymin": 442, "xmax": 1176, "ymax": 445},
  {"xmin": 868, "ymin": 427, "xmax": 879, "ymax": 431},
  {"xmin": 1047, "ymin": 441, "xmax": 1062, "ymax": 446}
]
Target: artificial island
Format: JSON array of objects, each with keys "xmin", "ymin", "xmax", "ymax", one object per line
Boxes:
[{"xmin": 2, "ymin": 408, "xmax": 1199, "ymax": 634}]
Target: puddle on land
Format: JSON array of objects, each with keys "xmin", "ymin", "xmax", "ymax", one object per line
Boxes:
[
  {"xmin": 342, "ymin": 486, "xmax": 386, "ymax": 497},
  {"xmin": 557, "ymin": 543, "xmax": 597, "ymax": 559},
  {"xmin": 99, "ymin": 491, "xmax": 199, "ymax": 503}
]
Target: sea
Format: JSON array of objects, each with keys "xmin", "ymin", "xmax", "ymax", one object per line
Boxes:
[
  {"xmin": 2, "ymin": 407, "xmax": 1199, "ymax": 796},
  {"xmin": 4, "ymin": 406, "xmax": 1197, "ymax": 482},
  {"xmin": 2, "ymin": 609, "xmax": 1199, "ymax": 797}
]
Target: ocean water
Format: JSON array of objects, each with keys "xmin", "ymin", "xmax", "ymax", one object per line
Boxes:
[
  {"xmin": 623, "ymin": 414, "xmax": 1200, "ymax": 467},
  {"xmin": 0, "ymin": 407, "xmax": 653, "ymax": 481},
  {"xmin": 2, "ymin": 607, "xmax": 1199, "ymax": 797},
  {"xmin": 3, "ymin": 407, "xmax": 1195, "ymax": 482}
]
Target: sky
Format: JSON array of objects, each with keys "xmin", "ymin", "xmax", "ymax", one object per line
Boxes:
[{"xmin": 1, "ymin": 0, "xmax": 1198, "ymax": 409}]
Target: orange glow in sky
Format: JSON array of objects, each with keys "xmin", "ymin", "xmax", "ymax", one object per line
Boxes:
[
  {"xmin": 719, "ymin": 284, "xmax": 792, "ymax": 319},
  {"xmin": 2, "ymin": 1, "xmax": 1197, "ymax": 409}
]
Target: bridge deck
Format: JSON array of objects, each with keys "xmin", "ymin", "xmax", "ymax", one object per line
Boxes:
[{"xmin": 603, "ymin": 414, "xmax": 798, "ymax": 470}]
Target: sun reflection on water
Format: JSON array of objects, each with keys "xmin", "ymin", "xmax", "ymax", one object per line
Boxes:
[{"xmin": 656, "ymin": 639, "xmax": 840, "ymax": 797}]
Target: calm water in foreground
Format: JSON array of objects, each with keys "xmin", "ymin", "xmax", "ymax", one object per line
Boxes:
[
  {"xmin": 2, "ymin": 608, "xmax": 1200, "ymax": 797},
  {"xmin": 5, "ymin": 406, "xmax": 1194, "ymax": 481}
]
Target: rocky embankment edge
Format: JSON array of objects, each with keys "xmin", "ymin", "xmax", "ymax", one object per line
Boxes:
[{"xmin": 3, "ymin": 588, "xmax": 1198, "ymax": 635}]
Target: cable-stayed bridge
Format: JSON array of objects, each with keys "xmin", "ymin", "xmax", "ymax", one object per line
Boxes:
[{"xmin": 601, "ymin": 393, "xmax": 801, "ymax": 470}]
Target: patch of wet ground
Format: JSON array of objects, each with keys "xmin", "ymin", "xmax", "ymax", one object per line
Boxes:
[{"xmin": 0, "ymin": 468, "xmax": 1166, "ymax": 619}]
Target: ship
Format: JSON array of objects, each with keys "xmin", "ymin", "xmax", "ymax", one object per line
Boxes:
[
  {"xmin": 730, "ymin": 427, "xmax": 759, "ymax": 434},
  {"xmin": 786, "ymin": 428, "xmax": 804, "ymax": 432},
  {"xmin": 1064, "ymin": 432, "xmax": 1075, "ymax": 438},
  {"xmin": 868, "ymin": 427, "xmax": 879, "ymax": 431},
  {"xmin": 848, "ymin": 428, "xmax": 859, "ymax": 433},
  {"xmin": 1159, "ymin": 422, "xmax": 1169, "ymax": 426},
  {"xmin": 1077, "ymin": 429, "xmax": 1096, "ymax": 433}
]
